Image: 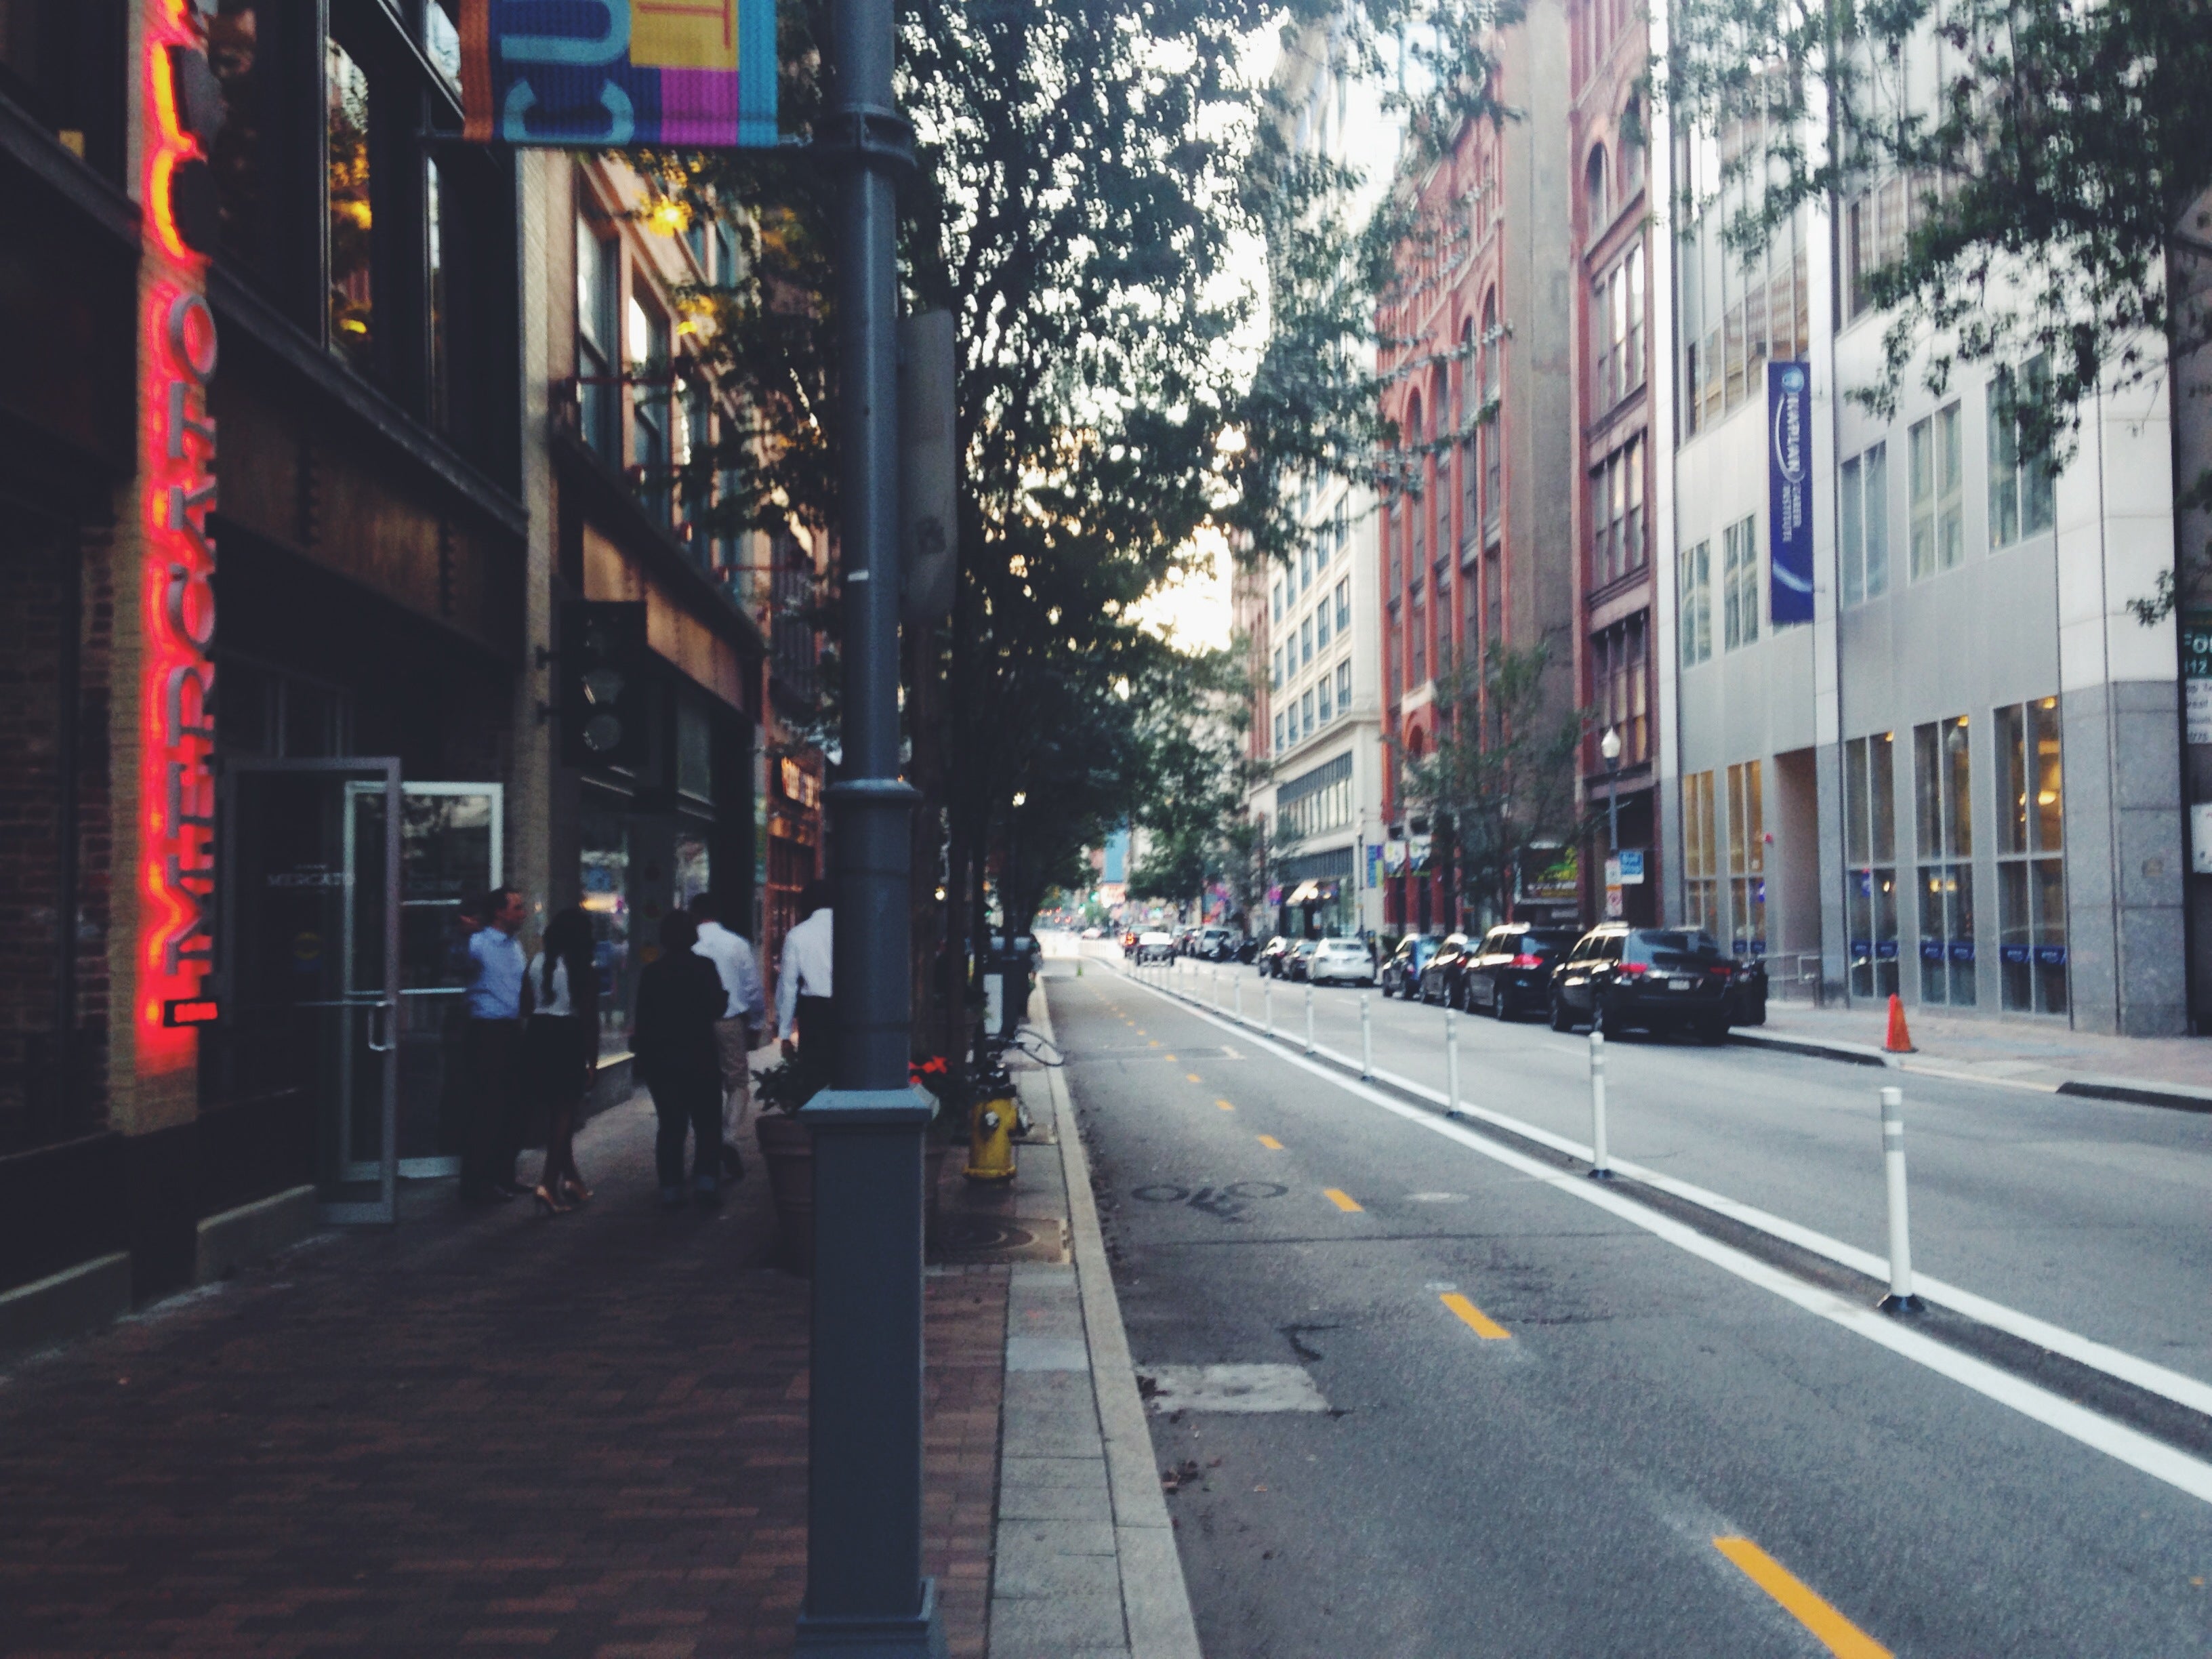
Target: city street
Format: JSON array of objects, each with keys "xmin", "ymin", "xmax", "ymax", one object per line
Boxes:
[{"xmin": 1050, "ymin": 947, "xmax": 2212, "ymax": 1656}]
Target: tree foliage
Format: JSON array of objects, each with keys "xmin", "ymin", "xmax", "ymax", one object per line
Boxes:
[{"xmin": 1399, "ymin": 640, "xmax": 1587, "ymax": 923}]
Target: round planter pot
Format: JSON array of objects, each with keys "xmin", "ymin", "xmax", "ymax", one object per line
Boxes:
[{"xmin": 754, "ymin": 1114, "xmax": 950, "ymax": 1277}]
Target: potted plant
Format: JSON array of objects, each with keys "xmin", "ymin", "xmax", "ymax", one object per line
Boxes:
[{"xmin": 752, "ymin": 1054, "xmax": 950, "ymax": 1275}]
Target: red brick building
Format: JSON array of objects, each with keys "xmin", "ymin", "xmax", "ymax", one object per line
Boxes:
[
  {"xmin": 1376, "ymin": 0, "xmax": 1577, "ymax": 937},
  {"xmin": 1568, "ymin": 0, "xmax": 1660, "ymax": 921}
]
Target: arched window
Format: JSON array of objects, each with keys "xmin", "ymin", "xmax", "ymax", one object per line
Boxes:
[
  {"xmin": 1480, "ymin": 292, "xmax": 1501, "ymax": 532},
  {"xmin": 1622, "ymin": 98, "xmax": 1645, "ymax": 192},
  {"xmin": 1458, "ymin": 319, "xmax": 1478, "ymax": 542},
  {"xmin": 1586, "ymin": 144, "xmax": 1610, "ymax": 229}
]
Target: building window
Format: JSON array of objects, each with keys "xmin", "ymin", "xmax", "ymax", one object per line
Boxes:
[
  {"xmin": 1586, "ymin": 143, "xmax": 1610, "ymax": 229},
  {"xmin": 1726, "ymin": 760, "xmax": 1765, "ymax": 955},
  {"xmin": 1591, "ymin": 245, "xmax": 1645, "ymax": 413},
  {"xmin": 325, "ymin": 39, "xmax": 374, "ymax": 373},
  {"xmin": 577, "ymin": 216, "xmax": 618, "ymax": 458},
  {"xmin": 1481, "ymin": 296, "xmax": 1502, "ymax": 535},
  {"xmin": 1335, "ymin": 577, "xmax": 1350, "ymax": 634},
  {"xmin": 1845, "ymin": 176, "xmax": 1908, "ymax": 321},
  {"xmin": 1591, "ymin": 615, "xmax": 1650, "ymax": 768},
  {"xmin": 1408, "ymin": 577, "xmax": 1427, "ymax": 689},
  {"xmin": 1590, "ymin": 436, "xmax": 1645, "ymax": 588},
  {"xmin": 1988, "ymin": 360, "xmax": 2056, "ymax": 548},
  {"xmin": 1301, "ymin": 688, "xmax": 1315, "ymax": 735},
  {"xmin": 628, "ymin": 289, "xmax": 672, "ymax": 520},
  {"xmin": 1271, "ymin": 647, "xmax": 1283, "ymax": 690},
  {"xmin": 1996, "ymin": 697, "xmax": 2066, "ymax": 1013},
  {"xmin": 1300, "ymin": 614, "xmax": 1314, "ymax": 668},
  {"xmin": 1721, "ymin": 516, "xmax": 1759, "ymax": 650},
  {"xmin": 1316, "ymin": 598, "xmax": 1332, "ymax": 650},
  {"xmin": 1914, "ymin": 714, "xmax": 1975, "ymax": 1005},
  {"xmin": 1680, "ymin": 537, "xmax": 1713, "ymax": 665},
  {"xmin": 1681, "ymin": 199, "xmax": 1809, "ymax": 435},
  {"xmin": 1839, "ymin": 442, "xmax": 1890, "ymax": 606},
  {"xmin": 1336, "ymin": 658, "xmax": 1351, "ymax": 714},
  {"xmin": 426, "ymin": 156, "xmax": 452, "ymax": 430},
  {"xmin": 1843, "ymin": 731, "xmax": 1900, "ymax": 998},
  {"xmin": 1275, "ymin": 712, "xmax": 1286, "ymax": 752},
  {"xmin": 579, "ymin": 794, "xmax": 634, "ymax": 1059},
  {"xmin": 1908, "ymin": 402, "xmax": 1964, "ymax": 579},
  {"xmin": 1683, "ymin": 770, "xmax": 1718, "ymax": 935},
  {"xmin": 1273, "ymin": 583, "xmax": 1284, "ymax": 622},
  {"xmin": 1318, "ymin": 674, "xmax": 1333, "ymax": 724}
]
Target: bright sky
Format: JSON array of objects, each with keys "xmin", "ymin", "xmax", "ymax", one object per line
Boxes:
[{"xmin": 1128, "ymin": 14, "xmax": 1404, "ymax": 658}]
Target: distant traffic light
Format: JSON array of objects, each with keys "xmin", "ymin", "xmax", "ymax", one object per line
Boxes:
[{"xmin": 559, "ymin": 601, "xmax": 649, "ymax": 769}]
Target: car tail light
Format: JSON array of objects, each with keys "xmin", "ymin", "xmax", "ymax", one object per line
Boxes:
[
  {"xmin": 1709, "ymin": 965, "xmax": 1733, "ymax": 977},
  {"xmin": 1617, "ymin": 962, "xmax": 1647, "ymax": 978},
  {"xmin": 1511, "ymin": 954, "xmax": 1542, "ymax": 968}
]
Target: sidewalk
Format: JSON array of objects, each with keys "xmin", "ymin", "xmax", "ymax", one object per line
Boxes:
[
  {"xmin": 0, "ymin": 1088, "xmax": 1006, "ymax": 1658},
  {"xmin": 1741, "ymin": 999, "xmax": 2211, "ymax": 1107},
  {"xmin": 980, "ymin": 979, "xmax": 1204, "ymax": 1659}
]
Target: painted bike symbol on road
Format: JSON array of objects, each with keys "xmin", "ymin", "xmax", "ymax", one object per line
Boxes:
[{"xmin": 1130, "ymin": 1181, "xmax": 1288, "ymax": 1221}]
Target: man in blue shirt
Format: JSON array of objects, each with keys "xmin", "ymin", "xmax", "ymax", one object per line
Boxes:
[{"xmin": 461, "ymin": 885, "xmax": 529, "ymax": 1203}]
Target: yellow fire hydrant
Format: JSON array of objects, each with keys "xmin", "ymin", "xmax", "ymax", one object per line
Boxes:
[{"xmin": 964, "ymin": 1067, "xmax": 1018, "ymax": 1183}]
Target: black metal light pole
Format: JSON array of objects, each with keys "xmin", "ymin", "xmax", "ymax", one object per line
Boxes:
[{"xmin": 795, "ymin": 0, "xmax": 939, "ymax": 1650}]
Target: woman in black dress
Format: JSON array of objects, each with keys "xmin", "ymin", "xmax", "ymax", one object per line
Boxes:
[
  {"xmin": 631, "ymin": 910, "xmax": 729, "ymax": 1210},
  {"xmin": 523, "ymin": 907, "xmax": 598, "ymax": 1214}
]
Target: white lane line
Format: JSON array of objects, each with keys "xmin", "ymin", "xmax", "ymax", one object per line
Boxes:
[
  {"xmin": 1103, "ymin": 964, "xmax": 2212, "ymax": 1507},
  {"xmin": 1265, "ymin": 1000, "xmax": 2212, "ymax": 1423}
]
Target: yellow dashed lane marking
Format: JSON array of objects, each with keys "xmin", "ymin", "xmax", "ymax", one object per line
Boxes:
[
  {"xmin": 1186, "ymin": 1072, "xmax": 1202, "ymax": 1083},
  {"xmin": 1257, "ymin": 1134, "xmax": 1284, "ymax": 1150},
  {"xmin": 1322, "ymin": 1188, "xmax": 1363, "ymax": 1213},
  {"xmin": 1216, "ymin": 1099, "xmax": 1235, "ymax": 1112},
  {"xmin": 1713, "ymin": 1538, "xmax": 1891, "ymax": 1658},
  {"xmin": 1441, "ymin": 1292, "xmax": 1510, "ymax": 1340}
]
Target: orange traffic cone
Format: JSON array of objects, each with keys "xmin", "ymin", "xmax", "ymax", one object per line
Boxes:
[{"xmin": 1883, "ymin": 993, "xmax": 1917, "ymax": 1054}]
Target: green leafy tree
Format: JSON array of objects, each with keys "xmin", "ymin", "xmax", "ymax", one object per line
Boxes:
[{"xmin": 1400, "ymin": 640, "xmax": 1588, "ymax": 926}]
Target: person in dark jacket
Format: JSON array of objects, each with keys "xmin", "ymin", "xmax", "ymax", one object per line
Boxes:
[
  {"xmin": 522, "ymin": 906, "xmax": 598, "ymax": 1214},
  {"xmin": 631, "ymin": 910, "xmax": 728, "ymax": 1210}
]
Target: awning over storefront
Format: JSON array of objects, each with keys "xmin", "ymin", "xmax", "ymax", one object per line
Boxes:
[{"xmin": 1286, "ymin": 880, "xmax": 1320, "ymax": 904}]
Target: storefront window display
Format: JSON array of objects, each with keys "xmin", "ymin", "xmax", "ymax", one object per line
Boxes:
[{"xmin": 580, "ymin": 796, "xmax": 632, "ymax": 1057}]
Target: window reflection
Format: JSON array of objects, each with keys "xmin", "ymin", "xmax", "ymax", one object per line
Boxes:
[{"xmin": 327, "ymin": 40, "xmax": 374, "ymax": 373}]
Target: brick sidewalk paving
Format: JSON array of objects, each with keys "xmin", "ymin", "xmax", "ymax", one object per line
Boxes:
[{"xmin": 0, "ymin": 1094, "xmax": 1004, "ymax": 1659}]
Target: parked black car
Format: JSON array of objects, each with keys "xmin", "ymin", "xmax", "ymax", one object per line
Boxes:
[
  {"xmin": 1379, "ymin": 935, "xmax": 1436, "ymax": 999},
  {"xmin": 1283, "ymin": 939, "xmax": 1320, "ymax": 982},
  {"xmin": 1462, "ymin": 924, "xmax": 1578, "ymax": 1020},
  {"xmin": 1415, "ymin": 933, "xmax": 1475, "ymax": 1006},
  {"xmin": 1725, "ymin": 954, "xmax": 1769, "ymax": 1025},
  {"xmin": 1548, "ymin": 926, "xmax": 1736, "ymax": 1041}
]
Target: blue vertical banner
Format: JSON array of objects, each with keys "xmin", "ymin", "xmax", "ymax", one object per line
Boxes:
[
  {"xmin": 462, "ymin": 0, "xmax": 779, "ymax": 149},
  {"xmin": 1768, "ymin": 361, "xmax": 1814, "ymax": 626}
]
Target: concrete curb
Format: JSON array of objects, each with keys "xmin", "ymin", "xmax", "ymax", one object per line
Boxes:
[
  {"xmin": 1735, "ymin": 1025, "xmax": 2212, "ymax": 1113},
  {"xmin": 1035, "ymin": 989, "xmax": 1204, "ymax": 1659}
]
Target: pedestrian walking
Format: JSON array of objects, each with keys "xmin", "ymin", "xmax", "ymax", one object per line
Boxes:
[
  {"xmin": 777, "ymin": 879, "xmax": 835, "ymax": 1059},
  {"xmin": 523, "ymin": 907, "xmax": 598, "ymax": 1215},
  {"xmin": 632, "ymin": 909, "xmax": 729, "ymax": 1210},
  {"xmin": 459, "ymin": 885, "xmax": 528, "ymax": 1204},
  {"xmin": 689, "ymin": 891, "xmax": 765, "ymax": 1176}
]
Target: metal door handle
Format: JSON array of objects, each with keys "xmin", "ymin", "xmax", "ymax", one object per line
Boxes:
[{"xmin": 367, "ymin": 1000, "xmax": 396, "ymax": 1052}]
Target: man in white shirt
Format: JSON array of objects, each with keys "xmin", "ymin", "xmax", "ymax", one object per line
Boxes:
[
  {"xmin": 777, "ymin": 880, "xmax": 835, "ymax": 1058},
  {"xmin": 689, "ymin": 893, "xmax": 766, "ymax": 1139}
]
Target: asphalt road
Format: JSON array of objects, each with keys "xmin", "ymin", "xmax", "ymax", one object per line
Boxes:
[
  {"xmin": 1044, "ymin": 954, "xmax": 2212, "ymax": 1658},
  {"xmin": 1145, "ymin": 953, "xmax": 2212, "ymax": 1392}
]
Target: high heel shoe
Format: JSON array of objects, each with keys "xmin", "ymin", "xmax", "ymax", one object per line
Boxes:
[
  {"xmin": 531, "ymin": 1184, "xmax": 573, "ymax": 1216},
  {"xmin": 561, "ymin": 1176, "xmax": 593, "ymax": 1205}
]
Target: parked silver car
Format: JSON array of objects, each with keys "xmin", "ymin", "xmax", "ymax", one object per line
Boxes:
[{"xmin": 1307, "ymin": 937, "xmax": 1376, "ymax": 986}]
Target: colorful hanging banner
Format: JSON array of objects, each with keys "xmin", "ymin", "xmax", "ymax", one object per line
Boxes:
[
  {"xmin": 461, "ymin": 0, "xmax": 778, "ymax": 149},
  {"xmin": 1767, "ymin": 360, "xmax": 1815, "ymax": 626}
]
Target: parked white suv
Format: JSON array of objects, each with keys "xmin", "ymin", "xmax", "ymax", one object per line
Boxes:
[{"xmin": 1307, "ymin": 937, "xmax": 1375, "ymax": 986}]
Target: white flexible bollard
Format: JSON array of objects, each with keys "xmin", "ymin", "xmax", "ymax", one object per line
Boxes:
[
  {"xmin": 1235, "ymin": 972, "xmax": 1243, "ymax": 1023},
  {"xmin": 1304, "ymin": 980, "xmax": 1315, "ymax": 1054},
  {"xmin": 1445, "ymin": 1002, "xmax": 1460, "ymax": 1116},
  {"xmin": 1878, "ymin": 1086, "xmax": 1922, "ymax": 1311},
  {"xmin": 1360, "ymin": 991, "xmax": 1373, "ymax": 1080},
  {"xmin": 1265, "ymin": 978, "xmax": 1274, "ymax": 1038},
  {"xmin": 1588, "ymin": 1029, "xmax": 1612, "ymax": 1179}
]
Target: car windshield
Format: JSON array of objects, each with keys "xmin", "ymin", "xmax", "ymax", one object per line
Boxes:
[
  {"xmin": 1627, "ymin": 929, "xmax": 1724, "ymax": 968},
  {"xmin": 1523, "ymin": 932, "xmax": 1576, "ymax": 954}
]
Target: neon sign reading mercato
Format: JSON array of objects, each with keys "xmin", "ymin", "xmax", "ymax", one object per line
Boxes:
[{"xmin": 140, "ymin": 0, "xmax": 220, "ymax": 1059}]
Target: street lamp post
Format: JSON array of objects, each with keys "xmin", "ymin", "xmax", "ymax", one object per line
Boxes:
[
  {"xmin": 1600, "ymin": 726, "xmax": 1622, "ymax": 853},
  {"xmin": 796, "ymin": 0, "xmax": 941, "ymax": 1650}
]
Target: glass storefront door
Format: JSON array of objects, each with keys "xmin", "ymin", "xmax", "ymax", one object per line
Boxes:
[
  {"xmin": 220, "ymin": 759, "xmax": 402, "ymax": 1225},
  {"xmin": 394, "ymin": 784, "xmax": 502, "ymax": 1176}
]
